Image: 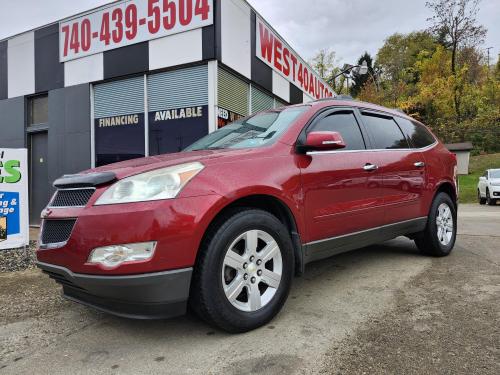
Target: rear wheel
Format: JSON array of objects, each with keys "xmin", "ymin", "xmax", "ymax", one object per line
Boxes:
[
  {"xmin": 414, "ymin": 192, "xmax": 457, "ymax": 257},
  {"xmin": 190, "ymin": 208, "xmax": 294, "ymax": 332},
  {"xmin": 478, "ymin": 190, "xmax": 486, "ymax": 205}
]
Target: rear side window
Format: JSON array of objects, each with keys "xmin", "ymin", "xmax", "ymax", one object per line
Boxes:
[
  {"xmin": 395, "ymin": 117, "xmax": 436, "ymax": 148},
  {"xmin": 310, "ymin": 111, "xmax": 366, "ymax": 151},
  {"xmin": 361, "ymin": 113, "xmax": 409, "ymax": 149}
]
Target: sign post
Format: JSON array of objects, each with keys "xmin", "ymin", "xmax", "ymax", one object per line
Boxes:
[{"xmin": 0, "ymin": 149, "xmax": 29, "ymax": 250}]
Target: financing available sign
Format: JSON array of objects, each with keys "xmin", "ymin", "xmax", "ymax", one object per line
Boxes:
[{"xmin": 0, "ymin": 149, "xmax": 29, "ymax": 250}]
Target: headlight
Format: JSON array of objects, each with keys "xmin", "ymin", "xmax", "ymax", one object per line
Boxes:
[
  {"xmin": 95, "ymin": 162, "xmax": 204, "ymax": 205},
  {"xmin": 88, "ymin": 242, "xmax": 156, "ymax": 269}
]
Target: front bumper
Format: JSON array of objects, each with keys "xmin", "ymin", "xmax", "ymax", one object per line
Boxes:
[
  {"xmin": 37, "ymin": 261, "xmax": 192, "ymax": 319},
  {"xmin": 490, "ymin": 186, "xmax": 500, "ymax": 197}
]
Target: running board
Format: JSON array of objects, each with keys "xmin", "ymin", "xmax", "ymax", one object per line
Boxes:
[{"xmin": 304, "ymin": 217, "xmax": 427, "ymax": 264}]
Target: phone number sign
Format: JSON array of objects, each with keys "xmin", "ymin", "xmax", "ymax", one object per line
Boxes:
[{"xmin": 60, "ymin": 0, "xmax": 213, "ymax": 62}]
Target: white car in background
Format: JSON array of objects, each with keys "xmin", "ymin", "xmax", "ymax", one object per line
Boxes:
[{"xmin": 478, "ymin": 169, "xmax": 500, "ymax": 205}]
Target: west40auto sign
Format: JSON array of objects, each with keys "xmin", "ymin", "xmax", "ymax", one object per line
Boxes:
[
  {"xmin": 256, "ymin": 17, "xmax": 334, "ymax": 100},
  {"xmin": 0, "ymin": 149, "xmax": 29, "ymax": 250},
  {"xmin": 60, "ymin": 0, "xmax": 213, "ymax": 62}
]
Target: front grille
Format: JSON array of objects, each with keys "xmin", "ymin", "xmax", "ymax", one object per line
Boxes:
[
  {"xmin": 41, "ymin": 220, "xmax": 76, "ymax": 245},
  {"xmin": 50, "ymin": 188, "xmax": 95, "ymax": 207}
]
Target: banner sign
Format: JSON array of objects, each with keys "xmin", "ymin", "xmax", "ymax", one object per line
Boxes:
[
  {"xmin": 60, "ymin": 0, "xmax": 214, "ymax": 62},
  {"xmin": 0, "ymin": 149, "xmax": 29, "ymax": 250},
  {"xmin": 95, "ymin": 113, "xmax": 145, "ymax": 167},
  {"xmin": 149, "ymin": 105, "xmax": 208, "ymax": 154},
  {"xmin": 217, "ymin": 107, "xmax": 244, "ymax": 128},
  {"xmin": 256, "ymin": 17, "xmax": 335, "ymax": 100}
]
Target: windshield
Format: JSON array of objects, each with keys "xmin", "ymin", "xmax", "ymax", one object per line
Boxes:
[
  {"xmin": 490, "ymin": 170, "xmax": 500, "ymax": 178},
  {"xmin": 185, "ymin": 106, "xmax": 308, "ymax": 151}
]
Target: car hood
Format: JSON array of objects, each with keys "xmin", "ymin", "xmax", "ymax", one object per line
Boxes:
[{"xmin": 83, "ymin": 148, "xmax": 269, "ymax": 180}]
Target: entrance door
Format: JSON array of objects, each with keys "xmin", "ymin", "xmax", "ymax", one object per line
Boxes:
[{"xmin": 29, "ymin": 132, "xmax": 49, "ymax": 225}]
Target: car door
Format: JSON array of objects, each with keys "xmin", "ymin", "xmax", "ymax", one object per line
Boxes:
[
  {"xmin": 299, "ymin": 108, "xmax": 386, "ymax": 251},
  {"xmin": 358, "ymin": 111, "xmax": 426, "ymax": 224}
]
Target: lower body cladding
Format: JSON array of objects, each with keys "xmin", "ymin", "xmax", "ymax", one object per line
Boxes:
[{"xmin": 36, "ymin": 261, "xmax": 193, "ymax": 319}]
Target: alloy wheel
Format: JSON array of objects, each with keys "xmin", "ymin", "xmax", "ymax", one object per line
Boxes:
[
  {"xmin": 436, "ymin": 203, "xmax": 454, "ymax": 246},
  {"xmin": 221, "ymin": 230, "xmax": 282, "ymax": 312}
]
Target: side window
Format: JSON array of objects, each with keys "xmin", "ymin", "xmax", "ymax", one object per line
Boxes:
[
  {"xmin": 310, "ymin": 111, "xmax": 366, "ymax": 151},
  {"xmin": 395, "ymin": 117, "xmax": 436, "ymax": 148},
  {"xmin": 361, "ymin": 113, "xmax": 409, "ymax": 149}
]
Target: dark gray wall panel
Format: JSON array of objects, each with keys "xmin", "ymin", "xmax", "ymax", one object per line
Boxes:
[
  {"xmin": 47, "ymin": 84, "xmax": 91, "ymax": 183},
  {"xmin": 103, "ymin": 42, "xmax": 149, "ymax": 80},
  {"xmin": 250, "ymin": 11, "xmax": 272, "ymax": 92},
  {"xmin": 35, "ymin": 24, "xmax": 64, "ymax": 92},
  {"xmin": 202, "ymin": 26, "xmax": 216, "ymax": 60},
  {"xmin": 290, "ymin": 83, "xmax": 303, "ymax": 104},
  {"xmin": 0, "ymin": 97, "xmax": 25, "ymax": 147},
  {"xmin": 0, "ymin": 41, "xmax": 7, "ymax": 100}
]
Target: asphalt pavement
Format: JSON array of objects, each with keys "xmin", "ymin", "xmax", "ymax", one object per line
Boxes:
[{"xmin": 0, "ymin": 204, "xmax": 498, "ymax": 374}]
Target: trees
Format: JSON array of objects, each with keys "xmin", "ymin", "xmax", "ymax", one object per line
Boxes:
[
  {"xmin": 350, "ymin": 52, "xmax": 376, "ymax": 98},
  {"xmin": 425, "ymin": 0, "xmax": 487, "ymax": 123}
]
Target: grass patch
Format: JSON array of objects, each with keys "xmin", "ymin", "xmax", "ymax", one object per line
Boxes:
[{"xmin": 458, "ymin": 153, "xmax": 500, "ymax": 203}]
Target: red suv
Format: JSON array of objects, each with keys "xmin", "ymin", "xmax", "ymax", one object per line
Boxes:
[{"xmin": 37, "ymin": 99, "xmax": 458, "ymax": 332}]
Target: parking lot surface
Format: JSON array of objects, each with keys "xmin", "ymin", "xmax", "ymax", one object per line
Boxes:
[{"xmin": 0, "ymin": 204, "xmax": 498, "ymax": 374}]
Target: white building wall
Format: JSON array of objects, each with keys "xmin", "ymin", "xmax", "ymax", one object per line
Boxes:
[
  {"xmin": 455, "ymin": 151, "xmax": 471, "ymax": 175},
  {"xmin": 7, "ymin": 32, "xmax": 35, "ymax": 98},
  {"xmin": 65, "ymin": 53, "xmax": 104, "ymax": 87},
  {"xmin": 149, "ymin": 29, "xmax": 203, "ymax": 71},
  {"xmin": 272, "ymin": 71, "xmax": 290, "ymax": 102},
  {"xmin": 220, "ymin": 0, "xmax": 251, "ymax": 79}
]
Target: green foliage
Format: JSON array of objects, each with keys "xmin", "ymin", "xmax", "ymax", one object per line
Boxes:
[
  {"xmin": 350, "ymin": 52, "xmax": 376, "ymax": 98},
  {"xmin": 355, "ymin": 1, "xmax": 498, "ymax": 154},
  {"xmin": 311, "ymin": 0, "xmax": 497, "ymax": 154}
]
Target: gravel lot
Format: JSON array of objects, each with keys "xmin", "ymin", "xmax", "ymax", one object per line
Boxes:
[
  {"xmin": 0, "ymin": 204, "xmax": 499, "ymax": 374},
  {"xmin": 0, "ymin": 242, "xmax": 37, "ymax": 273}
]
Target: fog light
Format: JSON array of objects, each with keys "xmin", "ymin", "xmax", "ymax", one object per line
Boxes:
[{"xmin": 88, "ymin": 242, "xmax": 156, "ymax": 268}]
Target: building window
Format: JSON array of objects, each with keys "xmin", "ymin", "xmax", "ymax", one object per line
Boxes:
[{"xmin": 29, "ymin": 95, "xmax": 48, "ymax": 126}]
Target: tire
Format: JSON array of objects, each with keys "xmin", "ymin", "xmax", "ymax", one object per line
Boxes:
[
  {"xmin": 414, "ymin": 192, "xmax": 457, "ymax": 257},
  {"xmin": 190, "ymin": 208, "xmax": 294, "ymax": 333},
  {"xmin": 478, "ymin": 190, "xmax": 486, "ymax": 205},
  {"xmin": 486, "ymin": 190, "xmax": 496, "ymax": 206}
]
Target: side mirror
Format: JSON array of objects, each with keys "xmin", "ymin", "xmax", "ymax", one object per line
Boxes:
[{"xmin": 304, "ymin": 131, "xmax": 346, "ymax": 151}]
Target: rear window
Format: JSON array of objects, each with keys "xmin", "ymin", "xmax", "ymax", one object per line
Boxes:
[
  {"xmin": 361, "ymin": 113, "xmax": 409, "ymax": 149},
  {"xmin": 395, "ymin": 117, "xmax": 436, "ymax": 148}
]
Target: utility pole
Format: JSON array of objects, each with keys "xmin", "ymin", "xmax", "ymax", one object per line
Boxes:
[{"xmin": 486, "ymin": 47, "xmax": 493, "ymax": 78}]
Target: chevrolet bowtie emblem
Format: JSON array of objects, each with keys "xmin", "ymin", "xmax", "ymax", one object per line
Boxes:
[{"xmin": 41, "ymin": 208, "xmax": 53, "ymax": 218}]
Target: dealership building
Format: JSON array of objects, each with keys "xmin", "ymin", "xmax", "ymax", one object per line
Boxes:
[{"xmin": 0, "ymin": 0, "xmax": 334, "ymax": 225}]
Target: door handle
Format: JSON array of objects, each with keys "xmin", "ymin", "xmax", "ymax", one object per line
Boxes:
[
  {"xmin": 363, "ymin": 163, "xmax": 379, "ymax": 171},
  {"xmin": 414, "ymin": 162, "xmax": 425, "ymax": 168}
]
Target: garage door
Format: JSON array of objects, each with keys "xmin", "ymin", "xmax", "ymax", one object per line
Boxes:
[
  {"xmin": 93, "ymin": 76, "xmax": 145, "ymax": 167},
  {"xmin": 147, "ymin": 65, "xmax": 209, "ymax": 154}
]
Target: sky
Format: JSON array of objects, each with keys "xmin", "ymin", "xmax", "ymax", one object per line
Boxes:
[{"xmin": 0, "ymin": 0, "xmax": 498, "ymax": 66}]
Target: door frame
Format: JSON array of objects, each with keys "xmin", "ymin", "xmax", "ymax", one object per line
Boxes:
[{"xmin": 28, "ymin": 130, "xmax": 49, "ymax": 227}]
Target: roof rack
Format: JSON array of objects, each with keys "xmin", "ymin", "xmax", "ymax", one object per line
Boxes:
[{"xmin": 314, "ymin": 95, "xmax": 354, "ymax": 102}]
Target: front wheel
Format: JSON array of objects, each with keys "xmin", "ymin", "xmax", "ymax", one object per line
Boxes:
[
  {"xmin": 486, "ymin": 190, "xmax": 496, "ymax": 206},
  {"xmin": 414, "ymin": 192, "xmax": 457, "ymax": 257},
  {"xmin": 478, "ymin": 190, "xmax": 486, "ymax": 205},
  {"xmin": 190, "ymin": 208, "xmax": 294, "ymax": 333}
]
